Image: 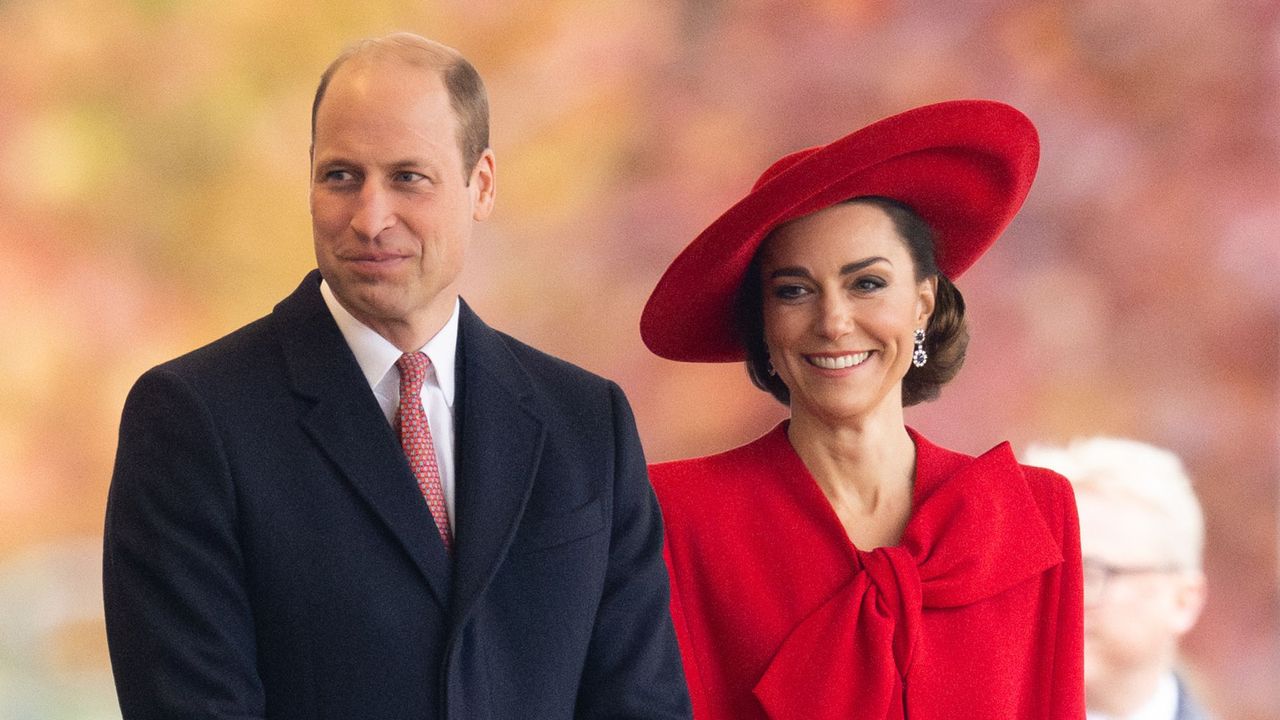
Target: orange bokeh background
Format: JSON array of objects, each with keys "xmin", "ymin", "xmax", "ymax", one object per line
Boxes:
[{"xmin": 1, "ymin": 1, "xmax": 1276, "ymax": 717}]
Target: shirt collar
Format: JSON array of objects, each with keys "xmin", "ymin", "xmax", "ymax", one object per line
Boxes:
[
  {"xmin": 1085, "ymin": 672, "xmax": 1180, "ymax": 720},
  {"xmin": 320, "ymin": 279, "xmax": 459, "ymax": 407}
]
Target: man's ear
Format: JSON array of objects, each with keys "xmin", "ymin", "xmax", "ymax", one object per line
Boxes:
[
  {"xmin": 470, "ymin": 148, "xmax": 496, "ymax": 222},
  {"xmin": 1170, "ymin": 571, "xmax": 1206, "ymax": 637}
]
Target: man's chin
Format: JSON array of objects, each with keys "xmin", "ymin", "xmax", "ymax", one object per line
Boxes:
[{"xmin": 328, "ymin": 281, "xmax": 402, "ymax": 320}]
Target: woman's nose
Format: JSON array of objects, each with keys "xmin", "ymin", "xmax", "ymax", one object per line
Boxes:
[{"xmin": 815, "ymin": 295, "xmax": 854, "ymax": 339}]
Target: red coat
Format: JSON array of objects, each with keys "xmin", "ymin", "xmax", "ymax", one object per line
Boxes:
[{"xmin": 650, "ymin": 423, "xmax": 1084, "ymax": 719}]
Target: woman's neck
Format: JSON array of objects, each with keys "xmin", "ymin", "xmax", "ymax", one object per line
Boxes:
[{"xmin": 787, "ymin": 402, "xmax": 917, "ymax": 547}]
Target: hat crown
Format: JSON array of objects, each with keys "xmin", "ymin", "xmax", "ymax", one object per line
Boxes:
[{"xmin": 752, "ymin": 147, "xmax": 820, "ymax": 192}]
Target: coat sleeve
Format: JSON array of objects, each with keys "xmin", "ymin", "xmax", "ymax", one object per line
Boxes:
[
  {"xmin": 572, "ymin": 382, "xmax": 693, "ymax": 719},
  {"xmin": 1045, "ymin": 470, "xmax": 1086, "ymax": 719},
  {"xmin": 663, "ymin": 537, "xmax": 713, "ymax": 720},
  {"xmin": 103, "ymin": 368, "xmax": 266, "ymax": 720}
]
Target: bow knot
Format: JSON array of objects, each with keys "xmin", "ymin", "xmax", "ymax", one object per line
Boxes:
[{"xmin": 861, "ymin": 546, "xmax": 923, "ymax": 675}]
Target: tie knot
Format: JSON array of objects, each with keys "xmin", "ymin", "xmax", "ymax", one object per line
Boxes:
[{"xmin": 396, "ymin": 352, "xmax": 430, "ymax": 394}]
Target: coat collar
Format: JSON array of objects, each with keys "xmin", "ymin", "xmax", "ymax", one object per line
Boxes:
[
  {"xmin": 271, "ymin": 271, "xmax": 548, "ymax": 620},
  {"xmin": 448, "ymin": 299, "xmax": 546, "ymax": 628},
  {"xmin": 272, "ymin": 271, "xmax": 454, "ymax": 608}
]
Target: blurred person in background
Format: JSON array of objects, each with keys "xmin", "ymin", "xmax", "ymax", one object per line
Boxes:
[
  {"xmin": 639, "ymin": 100, "xmax": 1083, "ymax": 719},
  {"xmin": 1026, "ymin": 438, "xmax": 1210, "ymax": 720},
  {"xmin": 102, "ymin": 32, "xmax": 689, "ymax": 720}
]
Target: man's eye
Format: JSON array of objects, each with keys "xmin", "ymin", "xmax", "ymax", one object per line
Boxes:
[
  {"xmin": 323, "ymin": 170, "xmax": 355, "ymax": 182},
  {"xmin": 395, "ymin": 171, "xmax": 426, "ymax": 183}
]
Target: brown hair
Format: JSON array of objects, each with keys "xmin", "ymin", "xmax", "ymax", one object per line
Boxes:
[
  {"xmin": 738, "ymin": 196, "xmax": 969, "ymax": 407},
  {"xmin": 310, "ymin": 33, "xmax": 490, "ymax": 182}
]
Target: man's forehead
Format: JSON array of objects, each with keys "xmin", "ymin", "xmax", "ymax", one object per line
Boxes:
[
  {"xmin": 329, "ymin": 54, "xmax": 444, "ymax": 95},
  {"xmin": 316, "ymin": 59, "xmax": 452, "ymax": 131},
  {"xmin": 311, "ymin": 62, "xmax": 462, "ymax": 170},
  {"xmin": 1077, "ymin": 493, "xmax": 1174, "ymax": 560}
]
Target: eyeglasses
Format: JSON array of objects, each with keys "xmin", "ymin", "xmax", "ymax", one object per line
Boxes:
[{"xmin": 1082, "ymin": 558, "xmax": 1183, "ymax": 608}]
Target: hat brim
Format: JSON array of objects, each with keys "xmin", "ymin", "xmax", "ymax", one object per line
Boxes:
[{"xmin": 640, "ymin": 99, "xmax": 1039, "ymax": 363}]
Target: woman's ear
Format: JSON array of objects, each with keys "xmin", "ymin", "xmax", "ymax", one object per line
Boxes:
[{"xmin": 916, "ymin": 275, "xmax": 938, "ymax": 326}]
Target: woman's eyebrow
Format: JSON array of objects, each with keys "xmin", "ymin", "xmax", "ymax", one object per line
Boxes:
[
  {"xmin": 840, "ymin": 257, "xmax": 889, "ymax": 275},
  {"xmin": 767, "ymin": 256, "xmax": 889, "ymax": 280}
]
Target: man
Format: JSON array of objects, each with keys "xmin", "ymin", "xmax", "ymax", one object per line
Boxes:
[
  {"xmin": 1025, "ymin": 437, "xmax": 1210, "ymax": 720},
  {"xmin": 104, "ymin": 33, "xmax": 691, "ymax": 719}
]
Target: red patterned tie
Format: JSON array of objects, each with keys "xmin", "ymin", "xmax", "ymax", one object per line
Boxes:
[{"xmin": 396, "ymin": 352, "xmax": 452, "ymax": 553}]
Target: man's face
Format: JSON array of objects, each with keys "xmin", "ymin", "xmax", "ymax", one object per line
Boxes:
[
  {"xmin": 310, "ymin": 57, "xmax": 494, "ymax": 346},
  {"xmin": 1078, "ymin": 493, "xmax": 1202, "ymax": 695}
]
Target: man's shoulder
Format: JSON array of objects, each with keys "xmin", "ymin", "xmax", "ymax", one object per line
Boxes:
[
  {"xmin": 141, "ymin": 273, "xmax": 325, "ymax": 390},
  {"xmin": 459, "ymin": 303, "xmax": 616, "ymax": 398},
  {"xmin": 1175, "ymin": 674, "xmax": 1214, "ymax": 720},
  {"xmin": 149, "ymin": 313, "xmax": 274, "ymax": 378},
  {"xmin": 490, "ymin": 327, "xmax": 610, "ymax": 388}
]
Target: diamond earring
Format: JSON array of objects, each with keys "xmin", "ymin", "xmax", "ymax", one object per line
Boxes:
[{"xmin": 912, "ymin": 328, "xmax": 928, "ymax": 368}]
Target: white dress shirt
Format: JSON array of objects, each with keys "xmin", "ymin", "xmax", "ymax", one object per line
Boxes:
[
  {"xmin": 320, "ymin": 280, "xmax": 458, "ymax": 530},
  {"xmin": 1087, "ymin": 673, "xmax": 1180, "ymax": 720}
]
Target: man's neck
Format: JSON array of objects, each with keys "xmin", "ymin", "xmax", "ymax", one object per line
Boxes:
[
  {"xmin": 344, "ymin": 293, "xmax": 458, "ymax": 352},
  {"xmin": 1088, "ymin": 668, "xmax": 1173, "ymax": 718}
]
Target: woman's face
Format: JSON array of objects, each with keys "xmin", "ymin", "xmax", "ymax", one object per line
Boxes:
[{"xmin": 760, "ymin": 201, "xmax": 936, "ymax": 425}]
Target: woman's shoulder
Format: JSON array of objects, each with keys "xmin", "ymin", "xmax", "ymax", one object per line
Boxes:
[
  {"xmin": 649, "ymin": 422, "xmax": 791, "ymax": 505},
  {"xmin": 912, "ymin": 427, "xmax": 1077, "ymax": 525},
  {"xmin": 649, "ymin": 444, "xmax": 749, "ymax": 483},
  {"xmin": 1016, "ymin": 459, "xmax": 1077, "ymax": 526}
]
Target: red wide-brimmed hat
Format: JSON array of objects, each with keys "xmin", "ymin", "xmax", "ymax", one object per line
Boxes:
[{"xmin": 640, "ymin": 99, "xmax": 1039, "ymax": 363}]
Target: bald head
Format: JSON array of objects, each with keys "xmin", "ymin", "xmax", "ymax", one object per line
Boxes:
[{"xmin": 311, "ymin": 33, "xmax": 490, "ymax": 178}]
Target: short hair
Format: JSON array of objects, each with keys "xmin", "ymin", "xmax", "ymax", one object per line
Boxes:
[
  {"xmin": 738, "ymin": 196, "xmax": 969, "ymax": 406},
  {"xmin": 310, "ymin": 33, "xmax": 490, "ymax": 179},
  {"xmin": 1024, "ymin": 437, "xmax": 1205, "ymax": 570}
]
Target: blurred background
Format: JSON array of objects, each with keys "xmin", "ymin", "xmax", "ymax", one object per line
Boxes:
[{"xmin": 1, "ymin": 0, "xmax": 1276, "ymax": 717}]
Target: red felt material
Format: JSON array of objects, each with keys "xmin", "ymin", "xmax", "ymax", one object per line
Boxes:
[
  {"xmin": 641, "ymin": 99, "xmax": 1039, "ymax": 363},
  {"xmin": 651, "ymin": 423, "xmax": 1084, "ymax": 719}
]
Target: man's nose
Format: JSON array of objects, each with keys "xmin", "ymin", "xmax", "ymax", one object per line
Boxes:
[{"xmin": 350, "ymin": 183, "xmax": 395, "ymax": 240}]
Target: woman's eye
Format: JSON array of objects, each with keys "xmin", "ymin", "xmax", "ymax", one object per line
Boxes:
[
  {"xmin": 773, "ymin": 284, "xmax": 809, "ymax": 300},
  {"xmin": 853, "ymin": 276, "xmax": 886, "ymax": 292}
]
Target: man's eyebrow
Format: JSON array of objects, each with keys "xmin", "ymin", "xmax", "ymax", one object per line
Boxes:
[
  {"xmin": 312, "ymin": 157, "xmax": 447, "ymax": 178},
  {"xmin": 389, "ymin": 157, "xmax": 438, "ymax": 170},
  {"xmin": 312, "ymin": 156, "xmax": 353, "ymax": 170}
]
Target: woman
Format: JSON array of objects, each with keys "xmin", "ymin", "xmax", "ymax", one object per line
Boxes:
[{"xmin": 640, "ymin": 100, "xmax": 1083, "ymax": 719}]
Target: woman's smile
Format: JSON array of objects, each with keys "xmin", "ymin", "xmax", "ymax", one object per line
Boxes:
[{"xmin": 804, "ymin": 351, "xmax": 872, "ymax": 371}]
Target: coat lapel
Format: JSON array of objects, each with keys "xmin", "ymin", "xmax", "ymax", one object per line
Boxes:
[
  {"xmin": 449, "ymin": 301, "xmax": 546, "ymax": 627},
  {"xmin": 272, "ymin": 271, "xmax": 452, "ymax": 608}
]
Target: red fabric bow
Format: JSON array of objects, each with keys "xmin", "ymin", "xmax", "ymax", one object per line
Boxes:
[{"xmin": 752, "ymin": 440, "xmax": 1063, "ymax": 719}]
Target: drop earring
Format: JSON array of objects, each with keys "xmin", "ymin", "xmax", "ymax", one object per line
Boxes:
[{"xmin": 912, "ymin": 328, "xmax": 928, "ymax": 368}]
